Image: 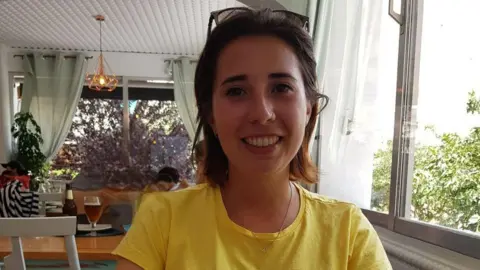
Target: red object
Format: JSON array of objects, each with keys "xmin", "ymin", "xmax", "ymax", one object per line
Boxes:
[{"xmin": 0, "ymin": 175, "xmax": 30, "ymax": 189}]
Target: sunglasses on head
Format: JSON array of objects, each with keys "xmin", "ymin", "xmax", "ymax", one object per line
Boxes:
[{"xmin": 208, "ymin": 7, "xmax": 310, "ymax": 37}]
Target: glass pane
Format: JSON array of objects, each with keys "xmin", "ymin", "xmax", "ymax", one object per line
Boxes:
[
  {"xmin": 52, "ymin": 98, "xmax": 124, "ymax": 189},
  {"xmin": 408, "ymin": 0, "xmax": 480, "ymax": 234},
  {"xmin": 318, "ymin": 1, "xmax": 398, "ymax": 213},
  {"xmin": 369, "ymin": 5, "xmax": 400, "ymax": 213},
  {"xmin": 127, "ymin": 98, "xmax": 193, "ymax": 190}
]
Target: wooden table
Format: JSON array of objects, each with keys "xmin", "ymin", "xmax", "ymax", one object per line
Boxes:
[
  {"xmin": 0, "ymin": 235, "xmax": 123, "ymax": 260},
  {"xmin": 0, "ymin": 188, "xmax": 137, "ymax": 261}
]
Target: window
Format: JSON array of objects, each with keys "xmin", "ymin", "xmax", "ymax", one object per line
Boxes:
[
  {"xmin": 316, "ymin": 0, "xmax": 399, "ymax": 214},
  {"xmin": 362, "ymin": 0, "xmax": 480, "ymax": 259},
  {"xmin": 127, "ymin": 89, "xmax": 192, "ymax": 185},
  {"xmin": 52, "ymin": 83, "xmax": 193, "ymax": 190},
  {"xmin": 368, "ymin": 1, "xmax": 401, "ymax": 214},
  {"xmin": 53, "ymin": 97, "xmax": 124, "ymax": 187},
  {"xmin": 407, "ymin": 0, "xmax": 480, "ymax": 234}
]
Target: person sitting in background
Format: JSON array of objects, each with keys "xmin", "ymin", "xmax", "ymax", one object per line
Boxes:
[
  {"xmin": 0, "ymin": 180, "xmax": 39, "ymax": 217},
  {"xmin": 154, "ymin": 166, "xmax": 190, "ymax": 190},
  {"xmin": 0, "ymin": 160, "xmax": 30, "ymax": 190},
  {"xmin": 136, "ymin": 167, "xmax": 186, "ymax": 211},
  {"xmin": 151, "ymin": 166, "xmax": 182, "ymax": 192}
]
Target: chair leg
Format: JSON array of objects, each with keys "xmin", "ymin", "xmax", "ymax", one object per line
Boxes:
[
  {"xmin": 64, "ymin": 235, "xmax": 81, "ymax": 270},
  {"xmin": 7, "ymin": 237, "xmax": 26, "ymax": 270}
]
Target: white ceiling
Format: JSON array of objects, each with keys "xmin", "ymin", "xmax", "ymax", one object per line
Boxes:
[{"xmin": 0, "ymin": 0, "xmax": 245, "ymax": 56}]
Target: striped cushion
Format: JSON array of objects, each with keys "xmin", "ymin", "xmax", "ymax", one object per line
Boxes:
[{"xmin": 0, "ymin": 180, "xmax": 39, "ymax": 217}]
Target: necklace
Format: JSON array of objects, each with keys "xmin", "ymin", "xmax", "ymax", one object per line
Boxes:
[{"xmin": 251, "ymin": 182, "xmax": 293, "ymax": 253}]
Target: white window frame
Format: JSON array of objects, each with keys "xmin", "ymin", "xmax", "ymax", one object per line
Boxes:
[{"xmin": 362, "ymin": 0, "xmax": 480, "ymax": 259}]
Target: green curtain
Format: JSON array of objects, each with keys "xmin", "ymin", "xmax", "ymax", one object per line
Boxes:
[
  {"xmin": 21, "ymin": 53, "xmax": 87, "ymax": 161},
  {"xmin": 171, "ymin": 57, "xmax": 198, "ymax": 141}
]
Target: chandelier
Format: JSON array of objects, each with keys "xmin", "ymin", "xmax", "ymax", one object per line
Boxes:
[{"xmin": 86, "ymin": 15, "xmax": 118, "ymax": 92}]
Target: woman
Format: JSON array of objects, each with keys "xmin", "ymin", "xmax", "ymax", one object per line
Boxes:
[
  {"xmin": 114, "ymin": 8, "xmax": 391, "ymax": 269},
  {"xmin": 0, "ymin": 160, "xmax": 30, "ymax": 190}
]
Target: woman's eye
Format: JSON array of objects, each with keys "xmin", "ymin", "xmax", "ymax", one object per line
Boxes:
[
  {"xmin": 226, "ymin": 87, "xmax": 245, "ymax": 96},
  {"xmin": 272, "ymin": 84, "xmax": 292, "ymax": 93}
]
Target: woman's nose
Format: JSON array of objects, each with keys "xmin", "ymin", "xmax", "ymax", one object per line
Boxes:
[{"xmin": 247, "ymin": 93, "xmax": 275, "ymax": 124}]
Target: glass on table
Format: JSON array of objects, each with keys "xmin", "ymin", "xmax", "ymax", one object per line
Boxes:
[{"xmin": 84, "ymin": 196, "xmax": 104, "ymax": 235}]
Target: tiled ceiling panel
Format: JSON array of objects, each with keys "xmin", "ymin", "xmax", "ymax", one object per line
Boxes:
[{"xmin": 0, "ymin": 0, "xmax": 244, "ymax": 55}]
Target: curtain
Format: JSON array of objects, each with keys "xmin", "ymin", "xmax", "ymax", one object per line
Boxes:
[
  {"xmin": 21, "ymin": 53, "xmax": 87, "ymax": 161},
  {"xmin": 171, "ymin": 57, "xmax": 199, "ymax": 141},
  {"xmin": 309, "ymin": 0, "xmax": 384, "ymax": 207},
  {"xmin": 0, "ymin": 43, "xmax": 13, "ymax": 164},
  {"xmin": 307, "ymin": 0, "xmax": 335, "ymax": 166}
]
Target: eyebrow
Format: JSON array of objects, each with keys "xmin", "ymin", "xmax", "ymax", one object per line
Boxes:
[{"xmin": 220, "ymin": 72, "xmax": 297, "ymax": 86}]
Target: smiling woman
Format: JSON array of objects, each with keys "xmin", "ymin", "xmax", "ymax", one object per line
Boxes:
[
  {"xmin": 113, "ymin": 8, "xmax": 392, "ymax": 270},
  {"xmin": 211, "ymin": 35, "xmax": 316, "ymax": 185}
]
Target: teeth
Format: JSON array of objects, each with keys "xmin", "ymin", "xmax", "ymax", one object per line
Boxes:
[{"xmin": 244, "ymin": 136, "xmax": 279, "ymax": 147}]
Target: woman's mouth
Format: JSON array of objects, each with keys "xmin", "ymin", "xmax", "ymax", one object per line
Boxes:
[{"xmin": 242, "ymin": 136, "xmax": 281, "ymax": 147}]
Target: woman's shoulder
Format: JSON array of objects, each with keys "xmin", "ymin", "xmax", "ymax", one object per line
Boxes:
[
  {"xmin": 140, "ymin": 183, "xmax": 215, "ymax": 211},
  {"xmin": 299, "ymin": 185, "xmax": 364, "ymax": 221}
]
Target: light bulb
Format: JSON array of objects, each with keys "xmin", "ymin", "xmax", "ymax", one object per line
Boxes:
[{"xmin": 99, "ymin": 77, "xmax": 106, "ymax": 86}]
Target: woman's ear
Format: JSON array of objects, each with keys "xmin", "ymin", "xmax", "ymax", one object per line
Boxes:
[{"xmin": 306, "ymin": 103, "xmax": 312, "ymax": 127}]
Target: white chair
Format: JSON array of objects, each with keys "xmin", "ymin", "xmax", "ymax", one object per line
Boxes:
[
  {"xmin": 38, "ymin": 192, "xmax": 64, "ymax": 216},
  {"xmin": 0, "ymin": 216, "xmax": 80, "ymax": 270}
]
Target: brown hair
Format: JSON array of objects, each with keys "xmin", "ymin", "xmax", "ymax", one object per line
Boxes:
[
  {"xmin": 193, "ymin": 140, "xmax": 208, "ymax": 184},
  {"xmin": 193, "ymin": 9, "xmax": 328, "ymax": 187},
  {"xmin": 193, "ymin": 140, "xmax": 205, "ymax": 165}
]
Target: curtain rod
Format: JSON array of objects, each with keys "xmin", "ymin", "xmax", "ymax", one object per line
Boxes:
[
  {"xmin": 13, "ymin": 54, "xmax": 93, "ymax": 60},
  {"xmin": 164, "ymin": 59, "xmax": 197, "ymax": 63}
]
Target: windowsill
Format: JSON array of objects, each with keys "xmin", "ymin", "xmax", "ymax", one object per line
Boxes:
[{"xmin": 375, "ymin": 226, "xmax": 480, "ymax": 270}]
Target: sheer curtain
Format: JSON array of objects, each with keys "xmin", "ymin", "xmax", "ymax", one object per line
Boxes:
[
  {"xmin": 171, "ymin": 57, "xmax": 198, "ymax": 141},
  {"xmin": 310, "ymin": 0, "xmax": 385, "ymax": 207},
  {"xmin": 21, "ymin": 53, "xmax": 87, "ymax": 161},
  {"xmin": 0, "ymin": 43, "xmax": 13, "ymax": 163}
]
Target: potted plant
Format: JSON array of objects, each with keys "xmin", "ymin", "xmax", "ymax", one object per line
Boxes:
[{"xmin": 11, "ymin": 112, "xmax": 48, "ymax": 191}]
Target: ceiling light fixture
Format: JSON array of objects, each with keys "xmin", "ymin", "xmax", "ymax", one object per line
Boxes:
[{"xmin": 86, "ymin": 15, "xmax": 118, "ymax": 92}]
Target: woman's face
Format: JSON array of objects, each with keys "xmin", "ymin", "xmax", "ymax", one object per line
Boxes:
[{"xmin": 211, "ymin": 36, "xmax": 312, "ymax": 176}]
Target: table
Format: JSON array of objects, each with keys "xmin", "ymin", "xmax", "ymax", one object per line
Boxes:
[
  {"xmin": 0, "ymin": 235, "xmax": 123, "ymax": 260},
  {"xmin": 0, "ymin": 188, "xmax": 138, "ymax": 262}
]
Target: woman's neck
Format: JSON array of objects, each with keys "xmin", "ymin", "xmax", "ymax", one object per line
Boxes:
[
  {"xmin": 220, "ymin": 165, "xmax": 299, "ymax": 233},
  {"xmin": 225, "ymin": 166, "xmax": 290, "ymax": 207}
]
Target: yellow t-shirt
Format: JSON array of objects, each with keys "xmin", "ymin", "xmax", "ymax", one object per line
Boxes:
[{"xmin": 113, "ymin": 183, "xmax": 392, "ymax": 270}]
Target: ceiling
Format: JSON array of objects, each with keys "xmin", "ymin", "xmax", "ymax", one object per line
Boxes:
[{"xmin": 0, "ymin": 0, "xmax": 246, "ymax": 56}]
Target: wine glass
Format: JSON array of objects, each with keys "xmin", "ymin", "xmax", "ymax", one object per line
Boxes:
[{"xmin": 84, "ymin": 196, "xmax": 104, "ymax": 235}]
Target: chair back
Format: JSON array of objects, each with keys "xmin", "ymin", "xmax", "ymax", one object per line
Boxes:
[
  {"xmin": 0, "ymin": 216, "xmax": 80, "ymax": 270},
  {"xmin": 38, "ymin": 192, "xmax": 64, "ymax": 216}
]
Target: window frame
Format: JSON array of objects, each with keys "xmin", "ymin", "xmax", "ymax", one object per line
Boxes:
[
  {"xmin": 362, "ymin": 0, "xmax": 480, "ymax": 259},
  {"xmin": 81, "ymin": 85, "xmax": 174, "ymax": 101}
]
